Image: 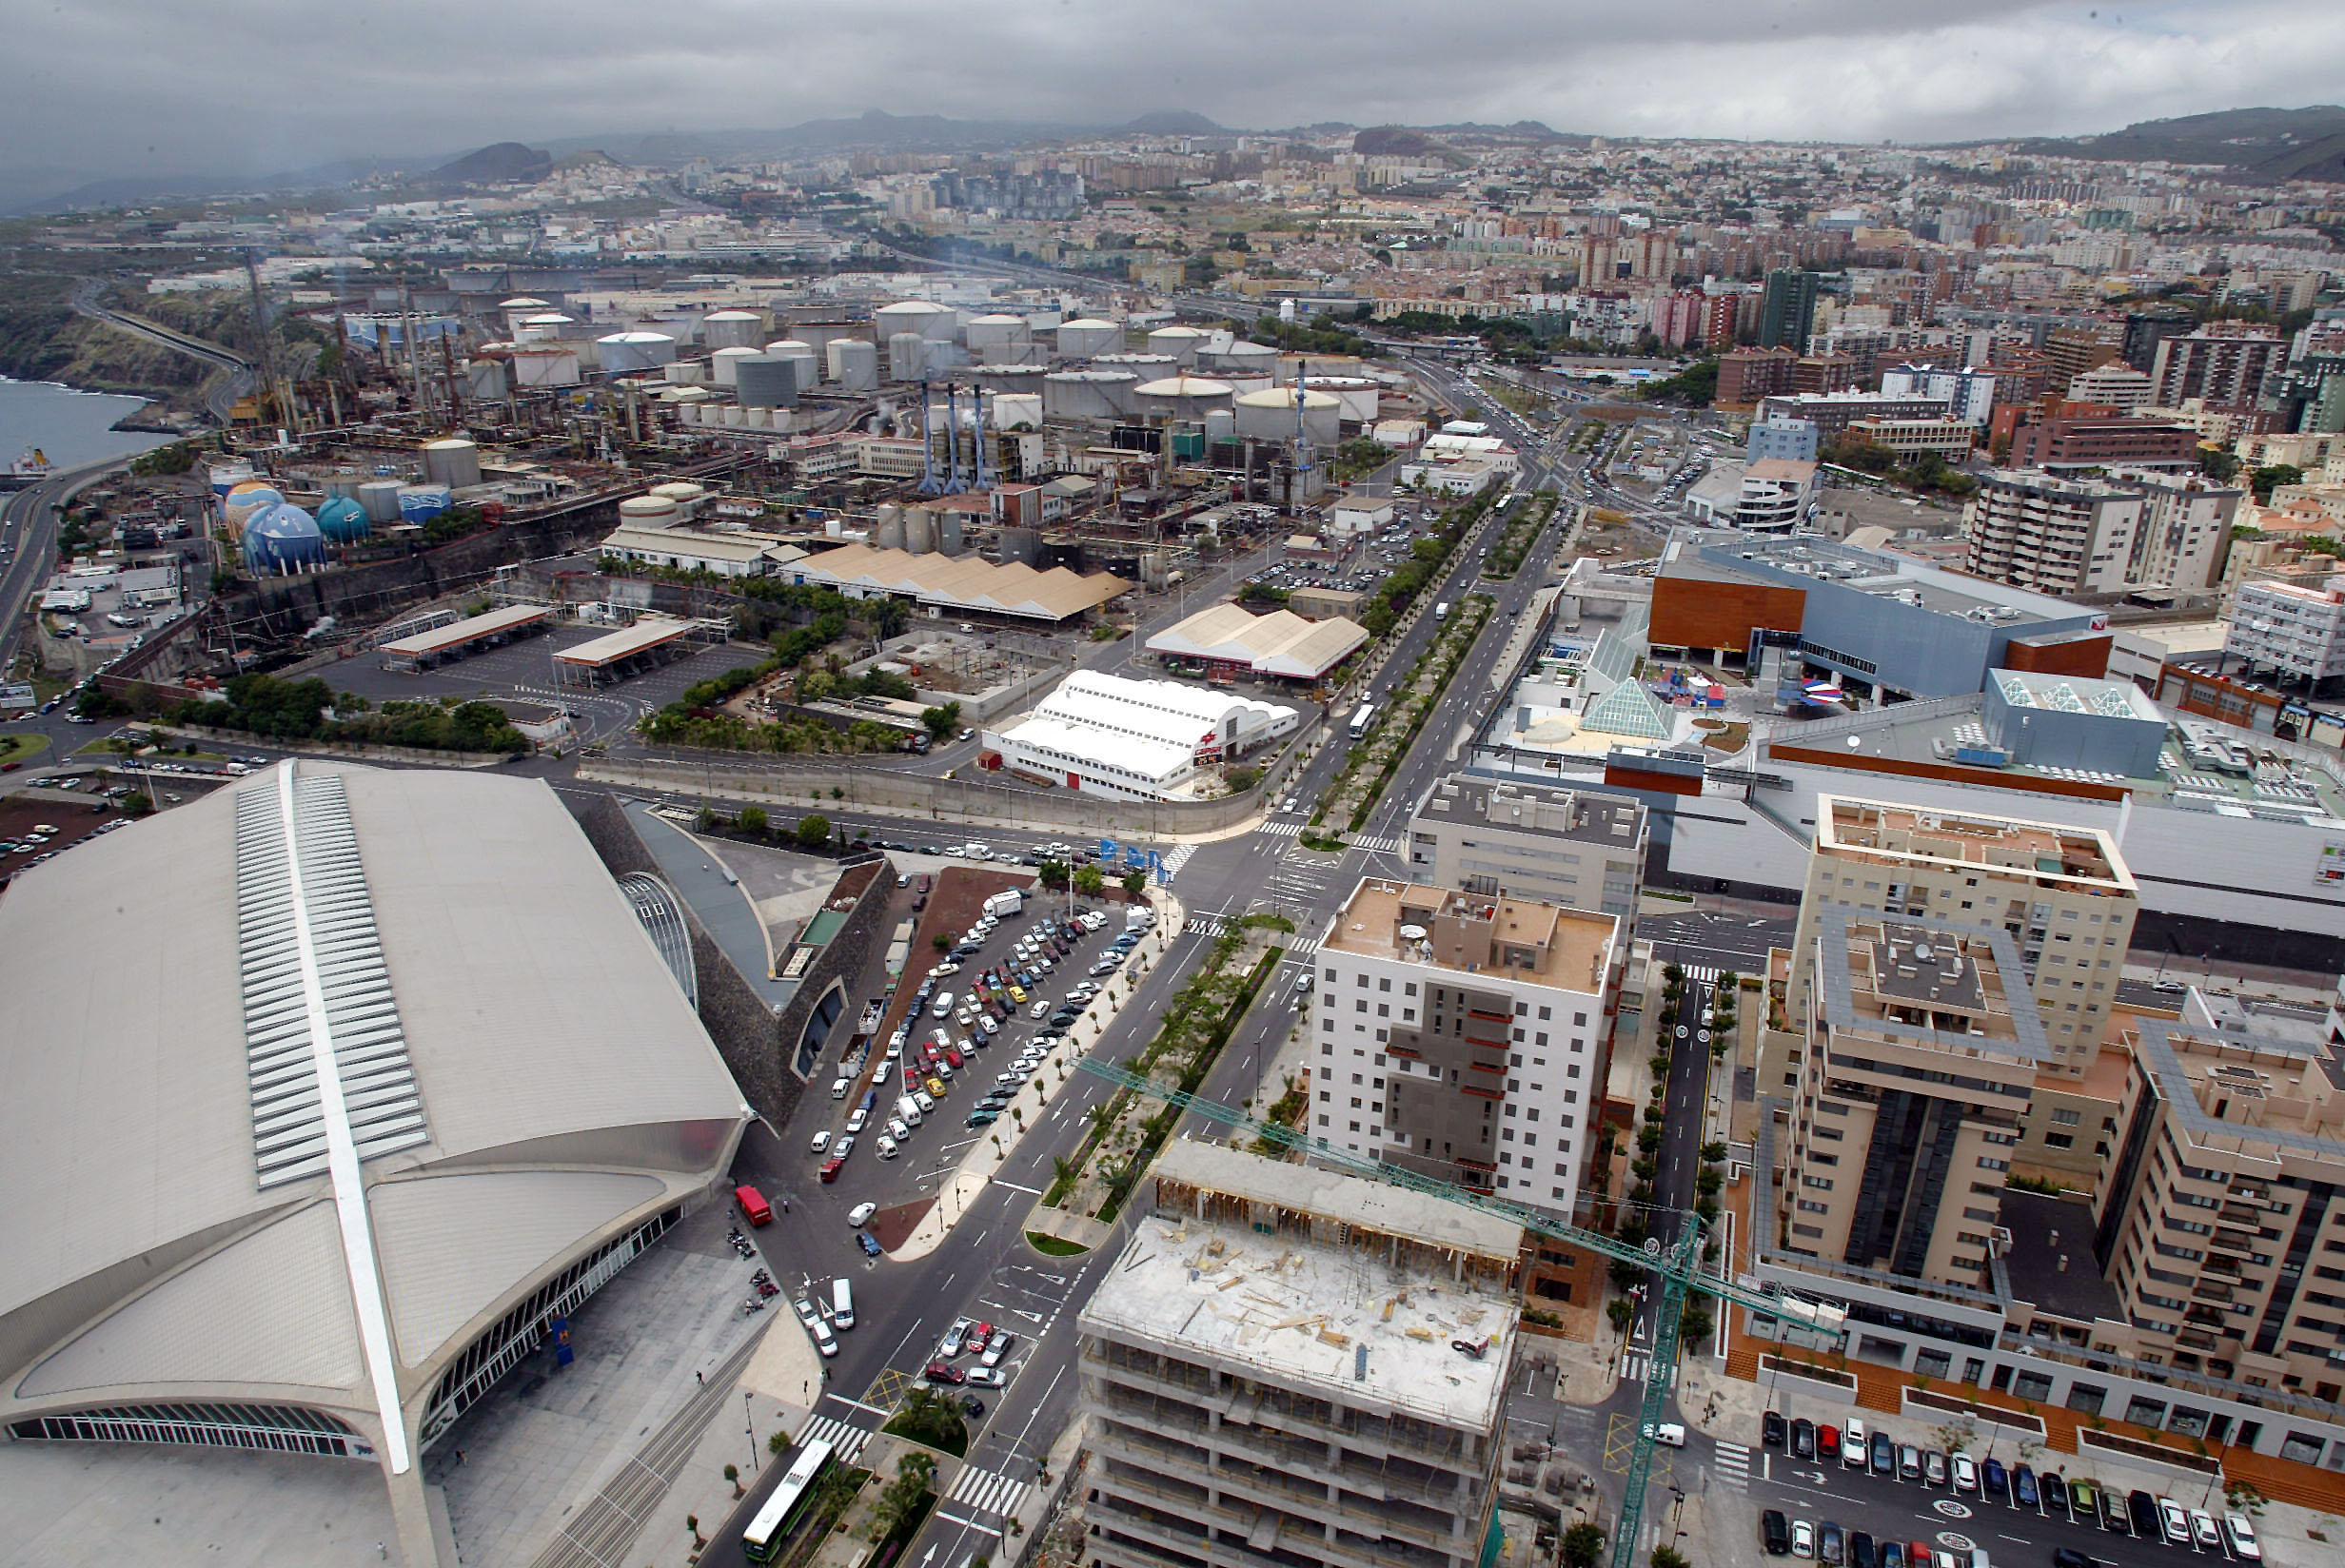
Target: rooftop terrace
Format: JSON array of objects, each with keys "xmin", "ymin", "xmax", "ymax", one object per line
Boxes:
[{"xmin": 1324, "ymin": 879, "xmax": 1616, "ymax": 996}]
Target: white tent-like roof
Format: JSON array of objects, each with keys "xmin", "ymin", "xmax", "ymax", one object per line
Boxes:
[
  {"xmin": 0, "ymin": 763, "xmax": 747, "ymax": 1496},
  {"xmin": 1145, "ymin": 602, "xmax": 1369, "ymax": 679}
]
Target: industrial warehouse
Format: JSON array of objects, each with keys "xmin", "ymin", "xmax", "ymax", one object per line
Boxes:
[
  {"xmin": 986, "ymin": 670, "xmax": 1299, "ymax": 798},
  {"xmin": 0, "ymin": 763, "xmax": 751, "ymax": 1565},
  {"xmin": 1145, "ymin": 600, "xmax": 1369, "ymax": 681}
]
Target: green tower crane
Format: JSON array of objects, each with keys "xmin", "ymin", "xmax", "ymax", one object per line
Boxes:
[{"xmin": 1075, "ymin": 1058, "xmax": 1846, "ymax": 1568}]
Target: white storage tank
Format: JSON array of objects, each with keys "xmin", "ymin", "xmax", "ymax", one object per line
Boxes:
[
  {"xmin": 744, "ymin": 405, "xmax": 774, "ymax": 428},
  {"xmin": 1147, "ymin": 324, "xmax": 1211, "ymax": 366},
  {"xmin": 666, "ymin": 360, "xmax": 707, "ymax": 386},
  {"xmin": 976, "ymin": 364, "xmax": 1048, "ymax": 392},
  {"xmin": 785, "ymin": 322, "xmax": 859, "ymax": 357},
  {"xmin": 597, "ymin": 331, "xmax": 678, "ymax": 372},
  {"xmin": 1054, "ymin": 317, "xmax": 1123, "ymax": 358},
  {"xmin": 992, "ymin": 392, "xmax": 1044, "ymax": 431},
  {"xmin": 510, "ymin": 345, "xmax": 581, "ymax": 386},
  {"xmin": 1203, "ymin": 340, "xmax": 1280, "ymax": 376},
  {"xmin": 515, "ymin": 312, "xmax": 575, "ymax": 343},
  {"xmin": 903, "ymin": 505, "xmax": 936, "ymax": 555},
  {"xmin": 734, "ymin": 355, "xmax": 802, "ymax": 408},
  {"xmin": 963, "ymin": 313, "xmax": 1030, "ymax": 355},
  {"xmin": 422, "ymin": 438, "xmax": 483, "ymax": 490},
  {"xmin": 765, "ymin": 339, "xmax": 822, "ymax": 378},
  {"xmin": 1235, "ymin": 386, "xmax": 1342, "ymax": 446},
  {"xmin": 719, "ymin": 405, "xmax": 745, "ymax": 427},
  {"xmin": 1204, "ymin": 407, "xmax": 1236, "ymax": 446},
  {"xmin": 710, "ymin": 345, "xmax": 764, "ymax": 387},
  {"xmin": 463, "ymin": 357, "xmax": 510, "ymax": 402},
  {"xmin": 1094, "ymin": 353, "xmax": 1175, "ymax": 379},
  {"xmin": 874, "ymin": 503, "xmax": 906, "ymax": 551},
  {"xmin": 1134, "ymin": 375, "xmax": 1236, "ymax": 421},
  {"xmin": 652, "ymin": 480, "xmax": 707, "ymax": 512},
  {"xmin": 826, "ymin": 337, "xmax": 878, "ymax": 391},
  {"xmin": 1042, "ymin": 369, "xmax": 1137, "ymax": 421},
  {"xmin": 620, "ymin": 495, "xmax": 682, "ymax": 529},
  {"xmin": 702, "ymin": 309, "xmax": 764, "ymax": 349},
  {"xmin": 876, "ymin": 300, "xmax": 957, "ymax": 343},
  {"xmin": 1307, "ymin": 377, "xmax": 1383, "ymax": 423},
  {"xmin": 500, "ymin": 296, "xmax": 551, "ymax": 334},
  {"xmin": 358, "ymin": 479, "xmax": 406, "ymax": 525},
  {"xmin": 887, "ymin": 332, "xmax": 931, "ymax": 382}
]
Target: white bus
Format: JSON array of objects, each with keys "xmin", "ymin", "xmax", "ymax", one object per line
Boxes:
[
  {"xmin": 1349, "ymin": 703, "xmax": 1378, "ymax": 742},
  {"xmin": 741, "ymin": 1437, "xmax": 836, "ymax": 1563}
]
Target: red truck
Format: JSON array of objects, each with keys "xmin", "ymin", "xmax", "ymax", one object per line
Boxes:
[{"xmin": 735, "ymin": 1184, "xmax": 774, "ymax": 1226}]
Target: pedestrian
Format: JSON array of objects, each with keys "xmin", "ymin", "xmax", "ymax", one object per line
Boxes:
[
  {"xmin": 453, "ymin": 1448, "xmax": 465, "ymax": 1467},
  {"xmin": 696, "ymin": 1370, "xmax": 704, "ymax": 1387}
]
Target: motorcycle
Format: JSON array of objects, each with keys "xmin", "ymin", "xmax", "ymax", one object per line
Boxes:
[{"xmin": 742, "ymin": 1297, "xmax": 766, "ymax": 1315}]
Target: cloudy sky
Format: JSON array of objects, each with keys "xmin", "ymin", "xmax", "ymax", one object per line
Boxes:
[{"xmin": 4, "ymin": 0, "xmax": 2339, "ymax": 205}]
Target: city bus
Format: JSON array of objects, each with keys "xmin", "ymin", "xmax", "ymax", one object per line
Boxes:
[
  {"xmin": 1349, "ymin": 703, "xmax": 1378, "ymax": 742},
  {"xmin": 741, "ymin": 1437, "xmax": 836, "ymax": 1563}
]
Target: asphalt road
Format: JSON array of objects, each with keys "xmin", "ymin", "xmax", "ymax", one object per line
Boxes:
[{"xmin": 1641, "ymin": 910, "xmax": 1796, "ymax": 980}]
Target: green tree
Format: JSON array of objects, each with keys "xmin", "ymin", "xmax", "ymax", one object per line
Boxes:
[
  {"xmin": 1121, "ymin": 867, "xmax": 1148, "ymax": 895},
  {"xmin": 920, "ymin": 701, "xmax": 963, "ymax": 741},
  {"xmin": 1651, "ymin": 1548, "xmax": 1689, "ymax": 1568},
  {"xmin": 2249, "ymin": 462, "xmax": 2304, "ymax": 503},
  {"xmin": 1607, "ymin": 1299, "xmax": 1636, "ymax": 1336},
  {"xmin": 1563, "ymin": 1522, "xmax": 1606, "ymax": 1568},
  {"xmin": 1074, "ymin": 864, "xmax": 1106, "ymax": 895},
  {"xmin": 2200, "ymin": 447, "xmax": 2242, "ymax": 483},
  {"xmin": 796, "ymin": 813, "xmax": 832, "ymax": 849},
  {"xmin": 738, "ymin": 806, "xmax": 769, "ymax": 836},
  {"xmin": 1037, "ymin": 858, "xmax": 1072, "ymax": 891},
  {"xmin": 799, "ymin": 669, "xmax": 838, "ymax": 702},
  {"xmin": 877, "ymin": 1451, "xmax": 937, "ymax": 1532}
]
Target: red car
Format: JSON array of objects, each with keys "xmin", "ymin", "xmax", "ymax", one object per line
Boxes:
[
  {"xmin": 818, "ymin": 1156, "xmax": 845, "ymax": 1184},
  {"xmin": 1817, "ymin": 1424, "xmax": 1841, "ymax": 1460},
  {"xmin": 965, "ymin": 1321, "xmax": 995, "ymax": 1354},
  {"xmin": 944, "ymin": 1048, "xmax": 965, "ymax": 1068},
  {"xmin": 924, "ymin": 1361, "xmax": 966, "ymax": 1384}
]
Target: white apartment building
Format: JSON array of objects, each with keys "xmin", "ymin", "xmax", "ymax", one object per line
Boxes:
[
  {"xmin": 2064, "ymin": 363, "xmax": 2155, "ymax": 411},
  {"xmin": 2225, "ymin": 577, "xmax": 2345, "ymax": 687},
  {"xmin": 1407, "ymin": 774, "xmax": 1646, "ymax": 924},
  {"xmin": 1780, "ymin": 797, "xmax": 2139, "ymax": 1084},
  {"xmin": 1314, "ymin": 879, "xmax": 1618, "ymax": 1247},
  {"xmin": 1882, "ymin": 363, "xmax": 1999, "ymax": 426},
  {"xmin": 1964, "ymin": 468, "xmax": 2147, "ymax": 597}
]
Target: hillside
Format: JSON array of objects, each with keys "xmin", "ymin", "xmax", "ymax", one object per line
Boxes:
[
  {"xmin": 426, "ymin": 142, "xmax": 554, "ymax": 186},
  {"xmin": 2013, "ymin": 105, "xmax": 2345, "ymax": 181}
]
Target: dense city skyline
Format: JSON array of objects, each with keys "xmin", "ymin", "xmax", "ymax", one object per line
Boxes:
[{"xmin": 2, "ymin": 1, "xmax": 2340, "ymax": 211}]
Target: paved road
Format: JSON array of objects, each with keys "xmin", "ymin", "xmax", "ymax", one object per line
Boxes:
[{"xmin": 1642, "ymin": 910, "xmax": 1795, "ymax": 981}]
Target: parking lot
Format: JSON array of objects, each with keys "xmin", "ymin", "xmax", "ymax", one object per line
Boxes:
[
  {"xmin": 311, "ymin": 624, "xmax": 761, "ymax": 740},
  {"xmin": 1732, "ymin": 1418, "xmax": 2260, "ymax": 1568},
  {"xmin": 797, "ymin": 850, "xmax": 1144, "ymax": 1229}
]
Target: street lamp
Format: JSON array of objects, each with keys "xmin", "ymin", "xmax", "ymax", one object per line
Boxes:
[{"xmin": 744, "ymin": 1390, "xmax": 759, "ymax": 1472}]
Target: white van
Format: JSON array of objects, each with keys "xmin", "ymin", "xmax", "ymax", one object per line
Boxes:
[
  {"xmin": 984, "ymin": 889, "xmax": 1023, "ymax": 917},
  {"xmin": 895, "ymin": 1095, "xmax": 925, "ymax": 1128},
  {"xmin": 831, "ymin": 1277, "xmax": 855, "ymax": 1330}
]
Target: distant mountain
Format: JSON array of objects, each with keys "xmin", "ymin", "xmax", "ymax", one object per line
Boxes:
[
  {"xmin": 1353, "ymin": 126, "xmax": 1441, "ymax": 158},
  {"xmin": 2011, "ymin": 105, "xmax": 2345, "ymax": 181},
  {"xmin": 1122, "ymin": 110, "xmax": 1227, "ymax": 136},
  {"xmin": 426, "ymin": 142, "xmax": 553, "ymax": 187}
]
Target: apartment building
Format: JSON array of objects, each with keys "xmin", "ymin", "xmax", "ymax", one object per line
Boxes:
[
  {"xmin": 2094, "ymin": 997, "xmax": 2345, "ymax": 1420},
  {"xmin": 1963, "ymin": 468, "xmax": 2149, "ymax": 597},
  {"xmin": 1314, "ymin": 879, "xmax": 1618, "ymax": 1265},
  {"xmin": 2062, "ymin": 363, "xmax": 2155, "ymax": 411},
  {"xmin": 1406, "ymin": 774, "xmax": 1647, "ymax": 924},
  {"xmin": 2150, "ymin": 324, "xmax": 2288, "ymax": 415},
  {"xmin": 1078, "ymin": 1142, "xmax": 1516, "ymax": 1568},
  {"xmin": 1781, "ymin": 798, "xmax": 2139, "ymax": 1083},
  {"xmin": 2224, "ymin": 576, "xmax": 2345, "ymax": 688},
  {"xmin": 1779, "ymin": 911, "xmax": 2047, "ymax": 1289}
]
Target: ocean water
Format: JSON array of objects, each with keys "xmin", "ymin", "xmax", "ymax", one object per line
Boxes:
[{"xmin": 0, "ymin": 376, "xmax": 175, "ymax": 471}]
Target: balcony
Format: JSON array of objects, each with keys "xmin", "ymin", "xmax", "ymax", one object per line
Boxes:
[{"xmin": 2191, "ymin": 1281, "xmax": 2235, "ymax": 1304}]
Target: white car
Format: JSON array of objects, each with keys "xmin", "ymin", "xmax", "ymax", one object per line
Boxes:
[
  {"xmin": 845, "ymin": 1107, "xmax": 869, "ymax": 1133},
  {"xmin": 847, "ymin": 1201, "xmax": 877, "ymax": 1226},
  {"xmin": 1028, "ymin": 999, "xmax": 1053, "ymax": 1020},
  {"xmin": 932, "ymin": 991, "xmax": 955, "ymax": 1017},
  {"xmin": 876, "ymin": 1135, "xmax": 900, "ymax": 1160},
  {"xmin": 810, "ymin": 1129, "xmax": 832, "ymax": 1153},
  {"xmin": 887, "ymin": 1117, "xmax": 913, "ymax": 1140}
]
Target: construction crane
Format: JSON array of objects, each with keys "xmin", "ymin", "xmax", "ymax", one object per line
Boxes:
[{"xmin": 1076, "ymin": 1059, "xmax": 1846, "ymax": 1568}]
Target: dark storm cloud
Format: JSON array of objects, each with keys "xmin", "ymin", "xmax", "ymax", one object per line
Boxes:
[{"xmin": 1, "ymin": 0, "xmax": 2334, "ymax": 197}]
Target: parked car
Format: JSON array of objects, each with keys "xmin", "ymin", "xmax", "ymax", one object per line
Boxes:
[
  {"xmin": 2156, "ymin": 1498, "xmax": 2190, "ymax": 1546},
  {"xmin": 1818, "ymin": 1522, "xmax": 1843, "ymax": 1566},
  {"xmin": 1870, "ymin": 1433, "xmax": 1894, "ymax": 1476},
  {"xmin": 1790, "ymin": 1520, "xmax": 1815, "ymax": 1560},
  {"xmin": 1951, "ymin": 1455, "xmax": 1978, "ymax": 1495},
  {"xmin": 1763, "ymin": 1512, "xmax": 1790, "ymax": 1557},
  {"xmin": 2013, "ymin": 1465, "xmax": 2038, "ymax": 1509},
  {"xmin": 1789, "ymin": 1419, "xmax": 1814, "ymax": 1460},
  {"xmin": 1923, "ymin": 1450, "xmax": 1947, "ymax": 1488},
  {"xmin": 1817, "ymin": 1424, "xmax": 1840, "ymax": 1461},
  {"xmin": 1980, "ymin": 1458, "xmax": 2007, "ymax": 1500},
  {"xmin": 2039, "ymin": 1471, "xmax": 2066, "ymax": 1517},
  {"xmin": 857, "ymin": 1230, "xmax": 882, "ymax": 1258},
  {"xmin": 923, "ymin": 1361, "xmax": 965, "ymax": 1384},
  {"xmin": 847, "ymin": 1201, "xmax": 877, "ymax": 1226},
  {"xmin": 2222, "ymin": 1514, "xmax": 2260, "ymax": 1560}
]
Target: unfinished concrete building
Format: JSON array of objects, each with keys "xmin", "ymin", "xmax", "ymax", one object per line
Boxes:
[{"xmin": 1076, "ymin": 1143, "xmax": 1519, "ymax": 1568}]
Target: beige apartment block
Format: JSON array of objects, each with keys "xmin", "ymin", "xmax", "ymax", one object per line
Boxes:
[
  {"xmin": 1775, "ymin": 796, "xmax": 2138, "ymax": 1091},
  {"xmin": 1406, "ymin": 774, "xmax": 1648, "ymax": 926},
  {"xmin": 1077, "ymin": 1143, "xmax": 1518, "ymax": 1568},
  {"xmin": 1780, "ymin": 909, "xmax": 2048, "ymax": 1289}
]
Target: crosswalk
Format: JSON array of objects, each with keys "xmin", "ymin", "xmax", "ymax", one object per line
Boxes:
[
  {"xmin": 1351, "ymin": 833, "xmax": 1406, "ymax": 854},
  {"xmin": 1618, "ymin": 1349, "xmax": 1679, "ymax": 1388},
  {"xmin": 1257, "ymin": 820, "xmax": 1303, "ymax": 839},
  {"xmin": 948, "ymin": 1462, "xmax": 1029, "ymax": 1518},
  {"xmin": 797, "ymin": 1414, "xmax": 871, "ymax": 1463},
  {"xmin": 1674, "ymin": 965, "xmax": 1723, "ymax": 983},
  {"xmin": 1186, "ymin": 911, "xmax": 1320, "ymax": 957},
  {"xmin": 1712, "ymin": 1440, "xmax": 1753, "ymax": 1491},
  {"xmin": 1158, "ymin": 844, "xmax": 1196, "ymax": 880}
]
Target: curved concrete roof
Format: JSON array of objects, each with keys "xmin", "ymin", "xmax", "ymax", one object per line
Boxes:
[{"xmin": 0, "ymin": 763, "xmax": 748, "ymax": 1456}]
